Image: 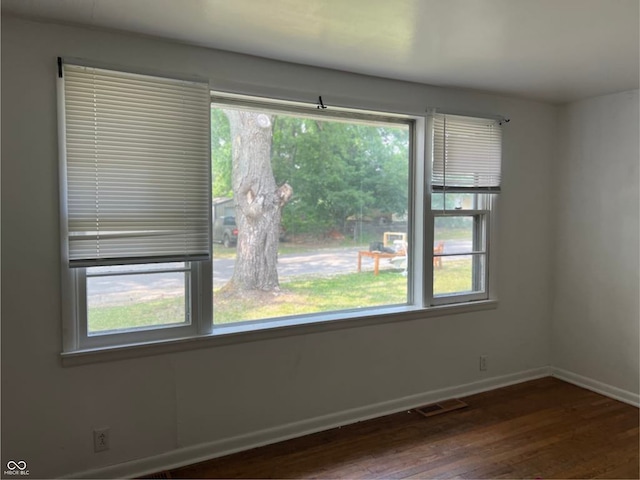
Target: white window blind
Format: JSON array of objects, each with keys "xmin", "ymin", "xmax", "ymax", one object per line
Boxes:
[
  {"xmin": 432, "ymin": 114, "xmax": 502, "ymax": 193},
  {"xmin": 61, "ymin": 63, "xmax": 211, "ymax": 267}
]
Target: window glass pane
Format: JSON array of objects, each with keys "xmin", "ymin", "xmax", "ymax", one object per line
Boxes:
[
  {"xmin": 431, "ymin": 193, "xmax": 478, "ymax": 210},
  {"xmin": 434, "ymin": 216, "xmax": 477, "ymax": 254},
  {"xmin": 87, "ymin": 262, "xmax": 186, "ymax": 275},
  {"xmin": 211, "ymin": 105, "xmax": 410, "ymax": 325},
  {"xmin": 86, "ymin": 263, "xmax": 188, "ymax": 334},
  {"xmin": 433, "ymin": 254, "xmax": 486, "ymax": 296}
]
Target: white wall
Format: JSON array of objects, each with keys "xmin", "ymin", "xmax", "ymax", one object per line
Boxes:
[
  {"xmin": 552, "ymin": 90, "xmax": 640, "ymax": 394},
  {"xmin": 1, "ymin": 17, "xmax": 556, "ymax": 478}
]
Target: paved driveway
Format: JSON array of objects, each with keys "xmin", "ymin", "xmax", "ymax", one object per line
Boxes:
[
  {"xmin": 213, "ymin": 247, "xmax": 362, "ymax": 287},
  {"xmin": 88, "ymin": 242, "xmax": 473, "ymax": 306}
]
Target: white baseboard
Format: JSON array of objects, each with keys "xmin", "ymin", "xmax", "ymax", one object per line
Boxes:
[
  {"xmin": 65, "ymin": 366, "xmax": 551, "ymax": 479},
  {"xmin": 551, "ymin": 367, "xmax": 640, "ymax": 408}
]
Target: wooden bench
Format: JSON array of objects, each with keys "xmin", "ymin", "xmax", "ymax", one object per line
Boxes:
[
  {"xmin": 357, "ymin": 250, "xmax": 403, "ymax": 275},
  {"xmin": 433, "ymin": 241, "xmax": 444, "ymax": 268}
]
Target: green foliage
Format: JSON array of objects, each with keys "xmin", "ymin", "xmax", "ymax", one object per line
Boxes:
[
  {"xmin": 271, "ymin": 116, "xmax": 409, "ymax": 235},
  {"xmin": 211, "ymin": 108, "xmax": 410, "ymax": 235},
  {"xmin": 211, "ymin": 108, "xmax": 233, "ymax": 197}
]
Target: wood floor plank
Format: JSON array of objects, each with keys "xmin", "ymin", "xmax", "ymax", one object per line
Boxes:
[{"xmin": 160, "ymin": 378, "xmax": 639, "ymax": 479}]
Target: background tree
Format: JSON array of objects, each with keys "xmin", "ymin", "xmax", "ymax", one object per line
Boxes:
[
  {"xmin": 222, "ymin": 110, "xmax": 292, "ymax": 292},
  {"xmin": 211, "ymin": 108, "xmax": 233, "ymax": 197},
  {"xmin": 271, "ymin": 117, "xmax": 409, "ymax": 237}
]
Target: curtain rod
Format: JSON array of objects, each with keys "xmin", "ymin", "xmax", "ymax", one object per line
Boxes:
[{"xmin": 427, "ymin": 107, "xmax": 510, "ymax": 125}]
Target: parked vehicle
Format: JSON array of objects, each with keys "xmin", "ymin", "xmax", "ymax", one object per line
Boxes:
[
  {"xmin": 212, "ymin": 216, "xmax": 238, "ymax": 247},
  {"xmin": 213, "ymin": 216, "xmax": 287, "ymax": 247}
]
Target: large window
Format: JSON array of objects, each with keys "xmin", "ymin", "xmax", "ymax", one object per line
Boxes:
[
  {"xmin": 210, "ymin": 100, "xmax": 411, "ymax": 325},
  {"xmin": 58, "ymin": 62, "xmax": 502, "ymax": 355}
]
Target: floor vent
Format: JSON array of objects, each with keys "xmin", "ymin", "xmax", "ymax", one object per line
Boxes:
[
  {"xmin": 141, "ymin": 472, "xmax": 172, "ymax": 479},
  {"xmin": 415, "ymin": 398, "xmax": 468, "ymax": 418}
]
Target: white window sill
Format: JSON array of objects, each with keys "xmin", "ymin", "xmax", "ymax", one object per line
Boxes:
[{"xmin": 60, "ymin": 300, "xmax": 498, "ymax": 367}]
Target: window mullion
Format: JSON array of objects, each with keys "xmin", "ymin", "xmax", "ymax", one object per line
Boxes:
[
  {"xmin": 487, "ymin": 205, "xmax": 497, "ymax": 300},
  {"xmin": 76, "ymin": 268, "xmax": 88, "ymax": 346},
  {"xmin": 472, "ymin": 215, "xmax": 482, "ymax": 291},
  {"xmin": 422, "ymin": 115, "xmax": 434, "ymax": 308},
  {"xmin": 196, "ymin": 260, "xmax": 213, "ymax": 335},
  {"xmin": 437, "ymin": 251, "xmax": 487, "ymax": 257}
]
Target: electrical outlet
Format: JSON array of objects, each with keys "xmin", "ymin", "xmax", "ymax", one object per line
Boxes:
[
  {"xmin": 479, "ymin": 355, "xmax": 488, "ymax": 371},
  {"xmin": 93, "ymin": 427, "xmax": 110, "ymax": 452}
]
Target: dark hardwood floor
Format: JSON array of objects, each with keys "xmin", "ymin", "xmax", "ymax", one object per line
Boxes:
[{"xmin": 160, "ymin": 377, "xmax": 639, "ymax": 479}]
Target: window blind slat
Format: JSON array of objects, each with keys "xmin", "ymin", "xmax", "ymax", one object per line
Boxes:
[
  {"xmin": 62, "ymin": 63, "xmax": 211, "ymax": 267},
  {"xmin": 432, "ymin": 114, "xmax": 502, "ymax": 193}
]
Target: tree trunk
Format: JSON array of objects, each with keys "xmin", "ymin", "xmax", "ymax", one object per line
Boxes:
[{"xmin": 223, "ymin": 110, "xmax": 293, "ymax": 292}]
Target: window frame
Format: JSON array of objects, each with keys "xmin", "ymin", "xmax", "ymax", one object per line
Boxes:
[
  {"xmin": 68, "ymin": 262, "xmax": 212, "ymax": 350},
  {"xmin": 424, "ymin": 108, "xmax": 500, "ymax": 308},
  {"xmin": 209, "ymin": 94, "xmax": 419, "ymax": 324},
  {"xmin": 57, "ymin": 59, "xmax": 214, "ymax": 353},
  {"xmin": 430, "ymin": 209, "xmax": 491, "ymax": 306},
  {"xmin": 59, "ymin": 83, "xmax": 500, "ymax": 360}
]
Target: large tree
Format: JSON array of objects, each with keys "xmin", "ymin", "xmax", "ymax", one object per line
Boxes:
[
  {"xmin": 213, "ymin": 111, "xmax": 409, "ymax": 238},
  {"xmin": 222, "ymin": 110, "xmax": 292, "ymax": 292}
]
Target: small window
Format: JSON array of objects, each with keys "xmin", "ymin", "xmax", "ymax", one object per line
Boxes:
[
  {"xmin": 74, "ymin": 261, "xmax": 209, "ymax": 349},
  {"xmin": 85, "ymin": 262, "xmax": 190, "ymax": 335},
  {"xmin": 429, "ymin": 113, "xmax": 502, "ymax": 305},
  {"xmin": 58, "ymin": 61, "xmax": 212, "ymax": 350},
  {"xmin": 432, "ymin": 209, "xmax": 489, "ymax": 303}
]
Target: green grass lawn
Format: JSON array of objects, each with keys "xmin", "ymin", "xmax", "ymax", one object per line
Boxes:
[
  {"xmin": 433, "ymin": 258, "xmax": 473, "ymax": 294},
  {"xmin": 213, "ymin": 270, "xmax": 407, "ymax": 324},
  {"xmin": 88, "ymin": 296, "xmax": 186, "ymax": 333},
  {"xmin": 88, "ymin": 259, "xmax": 473, "ymax": 331}
]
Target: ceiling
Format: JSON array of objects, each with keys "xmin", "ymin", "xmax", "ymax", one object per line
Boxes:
[{"xmin": 2, "ymin": 0, "xmax": 639, "ymax": 103}]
